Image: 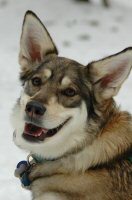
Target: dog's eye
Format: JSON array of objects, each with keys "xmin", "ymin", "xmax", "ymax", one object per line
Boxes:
[
  {"xmin": 62, "ymin": 88, "xmax": 77, "ymax": 97},
  {"xmin": 31, "ymin": 77, "xmax": 42, "ymax": 86}
]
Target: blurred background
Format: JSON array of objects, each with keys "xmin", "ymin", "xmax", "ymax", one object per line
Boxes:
[{"xmin": 0, "ymin": 0, "xmax": 132, "ymax": 199}]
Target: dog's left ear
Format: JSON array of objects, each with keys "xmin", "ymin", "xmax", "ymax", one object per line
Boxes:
[
  {"xmin": 88, "ymin": 48, "xmax": 132, "ymax": 102},
  {"xmin": 19, "ymin": 11, "xmax": 58, "ymax": 71}
]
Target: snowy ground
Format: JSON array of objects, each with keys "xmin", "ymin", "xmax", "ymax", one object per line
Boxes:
[{"xmin": 0, "ymin": 0, "xmax": 132, "ymax": 199}]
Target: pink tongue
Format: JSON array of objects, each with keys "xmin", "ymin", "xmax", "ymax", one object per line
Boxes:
[{"xmin": 24, "ymin": 123, "xmax": 47, "ymax": 137}]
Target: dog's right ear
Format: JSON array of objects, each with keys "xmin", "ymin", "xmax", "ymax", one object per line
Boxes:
[
  {"xmin": 19, "ymin": 11, "xmax": 58, "ymax": 72},
  {"xmin": 88, "ymin": 48, "xmax": 132, "ymax": 102}
]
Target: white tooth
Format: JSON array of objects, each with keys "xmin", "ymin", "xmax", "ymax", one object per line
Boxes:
[
  {"xmin": 43, "ymin": 129, "xmax": 48, "ymax": 134},
  {"xmin": 35, "ymin": 133, "xmax": 41, "ymax": 137}
]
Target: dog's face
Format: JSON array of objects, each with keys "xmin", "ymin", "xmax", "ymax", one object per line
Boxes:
[{"xmin": 11, "ymin": 11, "xmax": 132, "ymax": 159}]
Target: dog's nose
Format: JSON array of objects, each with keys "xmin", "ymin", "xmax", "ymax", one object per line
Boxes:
[{"xmin": 25, "ymin": 101, "xmax": 46, "ymax": 116}]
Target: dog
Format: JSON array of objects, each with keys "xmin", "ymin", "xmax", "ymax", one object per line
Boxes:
[{"xmin": 11, "ymin": 10, "xmax": 132, "ymax": 200}]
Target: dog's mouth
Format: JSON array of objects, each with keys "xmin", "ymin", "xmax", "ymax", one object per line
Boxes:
[{"xmin": 23, "ymin": 118, "xmax": 71, "ymax": 142}]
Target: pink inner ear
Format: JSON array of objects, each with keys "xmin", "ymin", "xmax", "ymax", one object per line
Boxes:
[
  {"xmin": 100, "ymin": 61, "xmax": 127, "ymax": 88},
  {"xmin": 28, "ymin": 36, "xmax": 41, "ymax": 62},
  {"xmin": 100, "ymin": 72, "xmax": 116, "ymax": 88}
]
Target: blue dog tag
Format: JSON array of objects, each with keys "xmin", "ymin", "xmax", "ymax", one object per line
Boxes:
[{"xmin": 15, "ymin": 160, "xmax": 31, "ymax": 187}]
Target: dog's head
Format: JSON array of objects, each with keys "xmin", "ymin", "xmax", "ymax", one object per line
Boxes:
[{"xmin": 12, "ymin": 11, "xmax": 132, "ymax": 159}]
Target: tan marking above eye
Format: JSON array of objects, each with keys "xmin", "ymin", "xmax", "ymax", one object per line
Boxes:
[
  {"xmin": 43, "ymin": 69, "xmax": 52, "ymax": 79},
  {"xmin": 61, "ymin": 76, "xmax": 72, "ymax": 86}
]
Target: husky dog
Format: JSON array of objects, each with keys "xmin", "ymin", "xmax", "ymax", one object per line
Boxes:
[{"xmin": 11, "ymin": 11, "xmax": 132, "ymax": 200}]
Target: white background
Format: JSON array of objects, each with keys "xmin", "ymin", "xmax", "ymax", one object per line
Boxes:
[{"xmin": 0, "ymin": 0, "xmax": 132, "ymax": 199}]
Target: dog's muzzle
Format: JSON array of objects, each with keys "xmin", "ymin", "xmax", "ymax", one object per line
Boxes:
[{"xmin": 23, "ymin": 101, "xmax": 71, "ymax": 142}]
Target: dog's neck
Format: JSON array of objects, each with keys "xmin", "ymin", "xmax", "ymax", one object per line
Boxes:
[{"xmin": 89, "ymin": 109, "xmax": 132, "ymax": 168}]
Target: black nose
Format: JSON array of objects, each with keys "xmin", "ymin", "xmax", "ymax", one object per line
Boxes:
[{"xmin": 25, "ymin": 101, "xmax": 46, "ymax": 116}]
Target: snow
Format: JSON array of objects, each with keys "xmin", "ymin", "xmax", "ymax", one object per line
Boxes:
[{"xmin": 0, "ymin": 0, "xmax": 132, "ymax": 199}]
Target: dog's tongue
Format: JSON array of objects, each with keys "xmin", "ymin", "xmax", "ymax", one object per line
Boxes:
[{"xmin": 24, "ymin": 123, "xmax": 48, "ymax": 138}]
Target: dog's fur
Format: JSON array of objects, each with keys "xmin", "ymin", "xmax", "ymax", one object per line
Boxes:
[{"xmin": 11, "ymin": 11, "xmax": 132, "ymax": 200}]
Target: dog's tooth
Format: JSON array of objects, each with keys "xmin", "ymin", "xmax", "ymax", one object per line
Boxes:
[{"xmin": 43, "ymin": 128, "xmax": 48, "ymax": 134}]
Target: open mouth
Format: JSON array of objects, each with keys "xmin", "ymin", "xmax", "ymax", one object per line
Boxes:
[{"xmin": 23, "ymin": 118, "xmax": 71, "ymax": 142}]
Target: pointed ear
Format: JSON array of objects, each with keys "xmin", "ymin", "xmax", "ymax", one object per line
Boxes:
[
  {"xmin": 19, "ymin": 11, "xmax": 58, "ymax": 71},
  {"xmin": 88, "ymin": 48, "xmax": 132, "ymax": 102}
]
